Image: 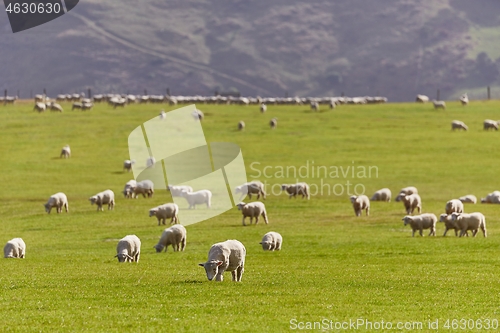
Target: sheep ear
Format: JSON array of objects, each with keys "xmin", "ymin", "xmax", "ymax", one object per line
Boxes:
[
  {"xmin": 114, "ymin": 255, "xmax": 118, "ymax": 258},
  {"xmin": 216, "ymin": 261, "xmax": 224, "ymax": 267},
  {"xmin": 198, "ymin": 263, "xmax": 205, "ymax": 267}
]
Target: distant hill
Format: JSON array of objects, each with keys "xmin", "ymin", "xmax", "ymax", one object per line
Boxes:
[{"xmin": 1, "ymin": 0, "xmax": 500, "ymax": 101}]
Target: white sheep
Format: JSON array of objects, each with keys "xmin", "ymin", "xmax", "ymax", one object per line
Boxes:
[
  {"xmin": 60, "ymin": 145, "xmax": 71, "ymax": 158},
  {"xmin": 235, "ymin": 181, "xmax": 266, "ymax": 200},
  {"xmin": 49, "ymin": 103, "xmax": 63, "ymax": 112},
  {"xmin": 439, "ymin": 214, "xmax": 465, "ymax": 237},
  {"xmin": 451, "ymin": 212, "xmax": 487, "ymax": 237},
  {"xmin": 192, "ymin": 109, "xmax": 204, "ymax": 120},
  {"xmin": 133, "ymin": 180, "xmax": 155, "ymax": 198},
  {"xmin": 402, "ymin": 214, "xmax": 437, "ymax": 237},
  {"xmin": 451, "ymin": 120, "xmax": 468, "ymax": 131},
  {"xmin": 159, "ymin": 110, "xmax": 166, "ymax": 119},
  {"xmin": 459, "ymin": 194, "xmax": 477, "ymax": 204},
  {"xmin": 89, "ymin": 189, "xmax": 115, "ymax": 211},
  {"xmin": 153, "ymin": 225, "xmax": 186, "ymax": 252},
  {"xmin": 71, "ymin": 102, "xmax": 82, "ymax": 110},
  {"xmin": 281, "ymin": 183, "xmax": 310, "ymax": 199},
  {"xmin": 350, "ymin": 195, "xmax": 370, "ymax": 216},
  {"xmin": 181, "ymin": 189, "xmax": 212, "ymax": 209},
  {"xmin": 329, "ymin": 99, "xmax": 336, "ymax": 109},
  {"xmin": 459, "ymin": 93, "xmax": 469, "ymax": 106},
  {"xmin": 238, "ymin": 121, "xmax": 245, "ymax": 131},
  {"xmin": 310, "ymin": 101, "xmax": 319, "ymax": 111},
  {"xmin": 432, "ymin": 100, "xmax": 446, "ymax": 109},
  {"xmin": 149, "ymin": 203, "xmax": 179, "ymax": 225},
  {"xmin": 4, "ymin": 238, "xmax": 26, "ymax": 258},
  {"xmin": 270, "ymin": 118, "xmax": 277, "ymax": 129},
  {"xmin": 198, "ymin": 240, "xmax": 246, "ymax": 282},
  {"xmin": 370, "ymin": 188, "xmax": 391, "ymax": 202},
  {"xmin": 445, "ymin": 199, "xmax": 464, "ymax": 215},
  {"xmin": 115, "ymin": 235, "xmax": 141, "ymax": 262},
  {"xmin": 260, "ymin": 231, "xmax": 282, "ymax": 251},
  {"xmin": 167, "ymin": 185, "xmax": 193, "ymax": 197},
  {"xmin": 236, "ymin": 201, "xmax": 269, "ymax": 226},
  {"xmin": 480, "ymin": 191, "xmax": 500, "ymax": 204},
  {"xmin": 483, "ymin": 119, "xmax": 498, "ymax": 131},
  {"xmin": 395, "ymin": 186, "xmax": 418, "ymax": 202},
  {"xmin": 400, "ymin": 193, "xmax": 422, "ymax": 215},
  {"xmin": 123, "ymin": 159, "xmax": 135, "ymax": 172},
  {"xmin": 122, "ymin": 180, "xmax": 137, "ymax": 199},
  {"xmin": 415, "ymin": 95, "xmax": 429, "ymax": 103},
  {"xmin": 146, "ymin": 156, "xmax": 156, "ymax": 168},
  {"xmin": 44, "ymin": 192, "xmax": 69, "ymax": 214},
  {"xmin": 260, "ymin": 103, "xmax": 267, "ymax": 113},
  {"xmin": 34, "ymin": 102, "xmax": 46, "ymax": 112},
  {"xmin": 81, "ymin": 102, "xmax": 93, "ymax": 111}
]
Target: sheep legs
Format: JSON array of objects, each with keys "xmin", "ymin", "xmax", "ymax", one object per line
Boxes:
[{"xmin": 233, "ymin": 266, "xmax": 244, "ymax": 282}]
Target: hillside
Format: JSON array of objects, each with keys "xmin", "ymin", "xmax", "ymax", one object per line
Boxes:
[{"xmin": 1, "ymin": 0, "xmax": 500, "ymax": 101}]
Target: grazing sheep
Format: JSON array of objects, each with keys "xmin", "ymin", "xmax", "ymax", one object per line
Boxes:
[
  {"xmin": 60, "ymin": 145, "xmax": 71, "ymax": 158},
  {"xmin": 260, "ymin": 103, "xmax": 267, "ymax": 113},
  {"xmin": 181, "ymin": 189, "xmax": 212, "ymax": 209},
  {"xmin": 439, "ymin": 214, "xmax": 464, "ymax": 237},
  {"xmin": 115, "ymin": 235, "xmax": 141, "ymax": 262},
  {"xmin": 451, "ymin": 120, "xmax": 468, "ymax": 131},
  {"xmin": 149, "ymin": 203, "xmax": 179, "ymax": 225},
  {"xmin": 81, "ymin": 102, "xmax": 93, "ymax": 111},
  {"xmin": 310, "ymin": 101, "xmax": 319, "ymax": 111},
  {"xmin": 281, "ymin": 183, "xmax": 310, "ymax": 199},
  {"xmin": 402, "ymin": 214, "xmax": 437, "ymax": 237},
  {"xmin": 260, "ymin": 232, "xmax": 282, "ymax": 251},
  {"xmin": 34, "ymin": 102, "xmax": 46, "ymax": 112},
  {"xmin": 49, "ymin": 103, "xmax": 63, "ymax": 112},
  {"xmin": 236, "ymin": 201, "xmax": 269, "ymax": 226},
  {"xmin": 4, "ymin": 238, "xmax": 26, "ymax": 258},
  {"xmin": 451, "ymin": 212, "xmax": 487, "ymax": 237},
  {"xmin": 159, "ymin": 110, "xmax": 166, "ymax": 119},
  {"xmin": 432, "ymin": 100, "xmax": 446, "ymax": 109},
  {"xmin": 400, "ymin": 193, "xmax": 422, "ymax": 215},
  {"xmin": 199, "ymin": 240, "xmax": 246, "ymax": 282},
  {"xmin": 415, "ymin": 94, "xmax": 429, "ymax": 103},
  {"xmin": 71, "ymin": 102, "xmax": 82, "ymax": 110},
  {"xmin": 44, "ymin": 192, "xmax": 69, "ymax": 214},
  {"xmin": 89, "ymin": 189, "xmax": 115, "ymax": 211},
  {"xmin": 167, "ymin": 185, "xmax": 193, "ymax": 197},
  {"xmin": 395, "ymin": 186, "xmax": 418, "ymax": 202},
  {"xmin": 483, "ymin": 119, "xmax": 498, "ymax": 131},
  {"xmin": 123, "ymin": 159, "xmax": 135, "ymax": 172},
  {"xmin": 238, "ymin": 121, "xmax": 245, "ymax": 131},
  {"xmin": 459, "ymin": 195, "xmax": 477, "ymax": 204},
  {"xmin": 122, "ymin": 180, "xmax": 137, "ymax": 199},
  {"xmin": 235, "ymin": 181, "xmax": 266, "ymax": 200},
  {"xmin": 480, "ymin": 191, "xmax": 500, "ymax": 204},
  {"xmin": 350, "ymin": 195, "xmax": 370, "ymax": 216},
  {"xmin": 133, "ymin": 180, "xmax": 155, "ymax": 198},
  {"xmin": 445, "ymin": 199, "xmax": 464, "ymax": 215},
  {"xmin": 146, "ymin": 156, "xmax": 156, "ymax": 168},
  {"xmin": 329, "ymin": 99, "xmax": 336, "ymax": 109},
  {"xmin": 192, "ymin": 109, "xmax": 204, "ymax": 120},
  {"xmin": 153, "ymin": 225, "xmax": 186, "ymax": 252},
  {"xmin": 370, "ymin": 188, "xmax": 391, "ymax": 202},
  {"xmin": 459, "ymin": 93, "xmax": 469, "ymax": 106},
  {"xmin": 270, "ymin": 118, "xmax": 277, "ymax": 129}
]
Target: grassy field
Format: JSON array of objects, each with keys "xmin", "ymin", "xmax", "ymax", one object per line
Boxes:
[{"xmin": 1, "ymin": 100, "xmax": 500, "ymax": 332}]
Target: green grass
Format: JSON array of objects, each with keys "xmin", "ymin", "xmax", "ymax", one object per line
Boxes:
[{"xmin": 1, "ymin": 100, "xmax": 500, "ymax": 332}]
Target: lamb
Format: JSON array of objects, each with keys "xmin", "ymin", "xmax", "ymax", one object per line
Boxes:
[
  {"xmin": 4, "ymin": 238, "xmax": 26, "ymax": 258},
  {"xmin": 445, "ymin": 199, "xmax": 464, "ymax": 215},
  {"xmin": 370, "ymin": 188, "xmax": 391, "ymax": 202},
  {"xmin": 133, "ymin": 180, "xmax": 155, "ymax": 198},
  {"xmin": 44, "ymin": 192, "xmax": 69, "ymax": 214},
  {"xmin": 122, "ymin": 180, "xmax": 137, "ymax": 198},
  {"xmin": 310, "ymin": 101, "xmax": 319, "ymax": 111},
  {"xmin": 459, "ymin": 195, "xmax": 477, "ymax": 204},
  {"xmin": 270, "ymin": 118, "xmax": 277, "ymax": 129},
  {"xmin": 89, "ymin": 189, "xmax": 115, "ymax": 211},
  {"xmin": 260, "ymin": 103, "xmax": 267, "ymax": 113},
  {"xmin": 236, "ymin": 201, "xmax": 269, "ymax": 226},
  {"xmin": 451, "ymin": 120, "xmax": 468, "ymax": 131},
  {"xmin": 238, "ymin": 121, "xmax": 245, "ymax": 130},
  {"xmin": 483, "ymin": 119, "xmax": 498, "ymax": 131},
  {"xmin": 159, "ymin": 110, "xmax": 166, "ymax": 119},
  {"xmin": 235, "ymin": 181, "xmax": 266, "ymax": 200},
  {"xmin": 181, "ymin": 189, "xmax": 212, "ymax": 209},
  {"xmin": 192, "ymin": 109, "xmax": 204, "ymax": 120},
  {"xmin": 153, "ymin": 224, "xmax": 186, "ymax": 252},
  {"xmin": 439, "ymin": 214, "xmax": 464, "ymax": 237},
  {"xmin": 451, "ymin": 212, "xmax": 487, "ymax": 237},
  {"xmin": 402, "ymin": 214, "xmax": 437, "ymax": 237},
  {"xmin": 34, "ymin": 102, "xmax": 46, "ymax": 112},
  {"xmin": 167, "ymin": 185, "xmax": 193, "ymax": 197},
  {"xmin": 350, "ymin": 195, "xmax": 370, "ymax": 216},
  {"xmin": 329, "ymin": 99, "xmax": 336, "ymax": 109},
  {"xmin": 49, "ymin": 103, "xmax": 63, "ymax": 112},
  {"xmin": 123, "ymin": 159, "xmax": 135, "ymax": 172},
  {"xmin": 432, "ymin": 100, "xmax": 446, "ymax": 109},
  {"xmin": 146, "ymin": 156, "xmax": 156, "ymax": 168},
  {"xmin": 149, "ymin": 203, "xmax": 179, "ymax": 225},
  {"xmin": 60, "ymin": 145, "xmax": 71, "ymax": 158},
  {"xmin": 281, "ymin": 183, "xmax": 310, "ymax": 199},
  {"xmin": 480, "ymin": 191, "xmax": 500, "ymax": 204},
  {"xmin": 115, "ymin": 235, "xmax": 141, "ymax": 262},
  {"xmin": 81, "ymin": 102, "xmax": 93, "ymax": 111},
  {"xmin": 400, "ymin": 193, "xmax": 422, "ymax": 214},
  {"xmin": 395, "ymin": 186, "xmax": 418, "ymax": 202},
  {"xmin": 198, "ymin": 240, "xmax": 246, "ymax": 281},
  {"xmin": 415, "ymin": 94, "xmax": 429, "ymax": 103},
  {"xmin": 260, "ymin": 231, "xmax": 282, "ymax": 251},
  {"xmin": 459, "ymin": 93, "xmax": 469, "ymax": 106},
  {"xmin": 71, "ymin": 102, "xmax": 82, "ymax": 110}
]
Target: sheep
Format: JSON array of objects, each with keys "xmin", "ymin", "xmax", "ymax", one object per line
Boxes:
[
  {"xmin": 49, "ymin": 103, "xmax": 63, "ymax": 112},
  {"xmin": 310, "ymin": 101, "xmax": 319, "ymax": 111},
  {"xmin": 81, "ymin": 102, "xmax": 93, "ymax": 111},
  {"xmin": 395, "ymin": 186, "xmax": 418, "ymax": 202},
  {"xmin": 89, "ymin": 189, "xmax": 115, "ymax": 211},
  {"xmin": 181, "ymin": 189, "xmax": 212, "ymax": 209},
  {"xmin": 400, "ymin": 193, "xmax": 422, "ymax": 215},
  {"xmin": 44, "ymin": 192, "xmax": 69, "ymax": 214},
  {"xmin": 483, "ymin": 119, "xmax": 498, "ymax": 131},
  {"xmin": 349, "ymin": 195, "xmax": 370, "ymax": 216},
  {"xmin": 236, "ymin": 201, "xmax": 269, "ymax": 226},
  {"xmin": 71, "ymin": 102, "xmax": 82, "ymax": 110},
  {"xmin": 451, "ymin": 212, "xmax": 487, "ymax": 237},
  {"xmin": 115, "ymin": 235, "xmax": 141, "ymax": 262},
  {"xmin": 192, "ymin": 109, "xmax": 204, "ymax": 120},
  {"xmin": 198, "ymin": 240, "xmax": 246, "ymax": 282},
  {"xmin": 159, "ymin": 110, "xmax": 166, "ymax": 119},
  {"xmin": 34, "ymin": 102, "xmax": 46, "ymax": 112},
  {"xmin": 235, "ymin": 181, "xmax": 266, "ymax": 200},
  {"xmin": 439, "ymin": 214, "xmax": 464, "ymax": 237},
  {"xmin": 432, "ymin": 100, "xmax": 446, "ymax": 109},
  {"xmin": 123, "ymin": 159, "xmax": 135, "ymax": 172},
  {"xmin": 459, "ymin": 93, "xmax": 469, "ymax": 106},
  {"xmin": 260, "ymin": 103, "xmax": 267, "ymax": 113},
  {"xmin": 133, "ymin": 180, "xmax": 155, "ymax": 198},
  {"xmin": 238, "ymin": 120, "xmax": 245, "ymax": 131},
  {"xmin": 370, "ymin": 188, "xmax": 391, "ymax": 202},
  {"xmin": 60, "ymin": 145, "xmax": 71, "ymax": 158},
  {"xmin": 480, "ymin": 191, "xmax": 500, "ymax": 204},
  {"xmin": 281, "ymin": 183, "xmax": 310, "ymax": 199},
  {"xmin": 459, "ymin": 194, "xmax": 477, "ymax": 204},
  {"xmin": 260, "ymin": 231, "xmax": 282, "ymax": 251},
  {"xmin": 415, "ymin": 94, "xmax": 429, "ymax": 103},
  {"xmin": 122, "ymin": 180, "xmax": 137, "ymax": 198},
  {"xmin": 451, "ymin": 120, "xmax": 468, "ymax": 131},
  {"xmin": 329, "ymin": 99, "xmax": 336, "ymax": 109},
  {"xmin": 153, "ymin": 224, "xmax": 186, "ymax": 252},
  {"xmin": 445, "ymin": 199, "xmax": 464, "ymax": 215},
  {"xmin": 167, "ymin": 185, "xmax": 193, "ymax": 197},
  {"xmin": 270, "ymin": 118, "xmax": 277, "ymax": 129},
  {"xmin": 402, "ymin": 214, "xmax": 437, "ymax": 237},
  {"xmin": 146, "ymin": 156, "xmax": 156, "ymax": 168},
  {"xmin": 149, "ymin": 203, "xmax": 179, "ymax": 225},
  {"xmin": 4, "ymin": 238, "xmax": 26, "ymax": 258}
]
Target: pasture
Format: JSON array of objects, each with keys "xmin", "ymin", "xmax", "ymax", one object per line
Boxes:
[{"xmin": 1, "ymin": 100, "xmax": 500, "ymax": 332}]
